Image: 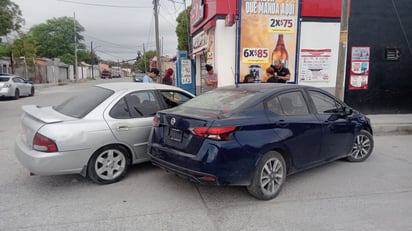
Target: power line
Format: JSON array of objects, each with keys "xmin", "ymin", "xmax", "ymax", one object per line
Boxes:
[{"xmin": 56, "ymin": 0, "xmax": 151, "ymax": 8}]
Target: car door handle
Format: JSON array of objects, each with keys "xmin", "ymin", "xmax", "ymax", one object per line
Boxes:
[
  {"xmin": 117, "ymin": 125, "xmax": 129, "ymax": 131},
  {"xmin": 276, "ymin": 120, "xmax": 288, "ymax": 128}
]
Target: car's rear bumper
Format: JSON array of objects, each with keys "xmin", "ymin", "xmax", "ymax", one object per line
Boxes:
[
  {"xmin": 15, "ymin": 135, "xmax": 90, "ymax": 176},
  {"xmin": 148, "ymin": 143, "xmax": 254, "ymax": 186},
  {"xmin": 150, "ymin": 155, "xmax": 219, "ymax": 185},
  {"xmin": 0, "ymin": 88, "xmax": 12, "ymax": 97}
]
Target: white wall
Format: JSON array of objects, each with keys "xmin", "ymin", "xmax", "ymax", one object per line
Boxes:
[
  {"xmin": 214, "ymin": 20, "xmax": 237, "ymax": 87},
  {"xmin": 298, "ymin": 22, "xmax": 340, "ymax": 89}
]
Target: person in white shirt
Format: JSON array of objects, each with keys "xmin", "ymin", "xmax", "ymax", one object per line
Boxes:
[{"xmin": 143, "ymin": 68, "xmax": 159, "ymax": 83}]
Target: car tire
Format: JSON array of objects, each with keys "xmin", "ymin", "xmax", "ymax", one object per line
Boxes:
[
  {"xmin": 87, "ymin": 145, "xmax": 131, "ymax": 184},
  {"xmin": 247, "ymin": 151, "xmax": 286, "ymax": 200},
  {"xmin": 346, "ymin": 129, "xmax": 374, "ymax": 162},
  {"xmin": 30, "ymin": 87, "xmax": 35, "ymax": 96},
  {"xmin": 14, "ymin": 89, "xmax": 20, "ymax": 100}
]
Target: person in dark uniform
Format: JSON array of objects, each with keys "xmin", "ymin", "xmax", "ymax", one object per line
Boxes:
[{"xmin": 271, "ymin": 60, "xmax": 290, "ymax": 83}]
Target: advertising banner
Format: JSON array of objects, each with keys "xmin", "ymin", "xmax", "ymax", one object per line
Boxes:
[
  {"xmin": 299, "ymin": 49, "xmax": 332, "ymax": 82},
  {"xmin": 238, "ymin": 0, "xmax": 299, "ymax": 83},
  {"xmin": 349, "ymin": 46, "xmax": 370, "ymax": 90}
]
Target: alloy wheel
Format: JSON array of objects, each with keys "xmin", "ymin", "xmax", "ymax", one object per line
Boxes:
[
  {"xmin": 260, "ymin": 157, "xmax": 284, "ymax": 196},
  {"xmin": 94, "ymin": 149, "xmax": 126, "ymax": 180},
  {"xmin": 350, "ymin": 134, "xmax": 372, "ymax": 160}
]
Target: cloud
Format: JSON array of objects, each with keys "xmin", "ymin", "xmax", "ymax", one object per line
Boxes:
[{"xmin": 12, "ymin": 0, "xmax": 189, "ymax": 61}]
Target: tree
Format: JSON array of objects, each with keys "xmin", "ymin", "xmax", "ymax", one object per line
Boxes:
[
  {"xmin": 0, "ymin": 43, "xmax": 9, "ymax": 57},
  {"xmin": 10, "ymin": 32, "xmax": 37, "ymax": 67},
  {"xmin": 175, "ymin": 6, "xmax": 191, "ymax": 51},
  {"xmin": 29, "ymin": 17, "xmax": 86, "ymax": 61},
  {"xmin": 136, "ymin": 50, "xmax": 156, "ymax": 72},
  {"xmin": 0, "ymin": 0, "xmax": 24, "ymax": 37}
]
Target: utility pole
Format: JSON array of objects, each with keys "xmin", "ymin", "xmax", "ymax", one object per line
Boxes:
[
  {"xmin": 153, "ymin": 0, "xmax": 161, "ymax": 82},
  {"xmin": 91, "ymin": 41, "xmax": 94, "ymax": 79},
  {"xmin": 73, "ymin": 12, "xmax": 78, "ymax": 81},
  {"xmin": 335, "ymin": 0, "xmax": 350, "ymax": 100},
  {"xmin": 143, "ymin": 43, "xmax": 147, "ymax": 72}
]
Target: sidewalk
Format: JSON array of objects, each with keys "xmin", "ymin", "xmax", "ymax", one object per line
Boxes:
[{"xmin": 367, "ymin": 114, "xmax": 412, "ymax": 136}]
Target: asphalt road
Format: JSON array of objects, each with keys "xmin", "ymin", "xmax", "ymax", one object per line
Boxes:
[{"xmin": 1, "ymin": 78, "xmax": 411, "ymax": 231}]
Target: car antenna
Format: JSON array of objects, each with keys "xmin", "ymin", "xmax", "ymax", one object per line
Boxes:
[{"xmin": 231, "ymin": 66, "xmax": 239, "ymax": 88}]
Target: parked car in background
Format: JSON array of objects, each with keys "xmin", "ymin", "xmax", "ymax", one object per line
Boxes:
[
  {"xmin": 0, "ymin": 74, "xmax": 35, "ymax": 99},
  {"xmin": 101, "ymin": 70, "xmax": 112, "ymax": 79},
  {"xmin": 148, "ymin": 83, "xmax": 374, "ymax": 200},
  {"xmin": 132, "ymin": 73, "xmax": 145, "ymax": 82},
  {"xmin": 15, "ymin": 83, "xmax": 194, "ymax": 184},
  {"xmin": 112, "ymin": 72, "xmax": 122, "ymax": 78}
]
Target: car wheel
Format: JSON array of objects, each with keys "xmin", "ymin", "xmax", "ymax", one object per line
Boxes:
[
  {"xmin": 30, "ymin": 87, "xmax": 35, "ymax": 96},
  {"xmin": 87, "ymin": 145, "xmax": 130, "ymax": 184},
  {"xmin": 247, "ymin": 151, "xmax": 286, "ymax": 200},
  {"xmin": 346, "ymin": 130, "xmax": 374, "ymax": 162},
  {"xmin": 14, "ymin": 89, "xmax": 20, "ymax": 100}
]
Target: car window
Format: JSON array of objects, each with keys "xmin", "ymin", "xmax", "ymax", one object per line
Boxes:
[
  {"xmin": 278, "ymin": 91, "xmax": 309, "ymax": 115},
  {"xmin": 54, "ymin": 86, "xmax": 114, "ymax": 118},
  {"xmin": 0, "ymin": 77, "xmax": 10, "ymax": 82},
  {"xmin": 13, "ymin": 77, "xmax": 24, "ymax": 83},
  {"xmin": 309, "ymin": 90, "xmax": 343, "ymax": 114},
  {"xmin": 135, "ymin": 91, "xmax": 161, "ymax": 117},
  {"xmin": 265, "ymin": 96, "xmax": 283, "ymax": 115},
  {"xmin": 160, "ymin": 90, "xmax": 193, "ymax": 108},
  {"xmin": 110, "ymin": 98, "xmax": 131, "ymax": 119},
  {"xmin": 181, "ymin": 89, "xmax": 255, "ymax": 112}
]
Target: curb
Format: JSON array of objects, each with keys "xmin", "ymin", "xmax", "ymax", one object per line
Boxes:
[{"xmin": 372, "ymin": 124, "xmax": 412, "ymax": 136}]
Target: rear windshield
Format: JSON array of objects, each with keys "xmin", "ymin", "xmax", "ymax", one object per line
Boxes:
[
  {"xmin": 53, "ymin": 86, "xmax": 114, "ymax": 118},
  {"xmin": 0, "ymin": 77, "xmax": 10, "ymax": 82},
  {"xmin": 181, "ymin": 89, "xmax": 255, "ymax": 111}
]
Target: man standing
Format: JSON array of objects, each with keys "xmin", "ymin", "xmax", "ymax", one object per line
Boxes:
[
  {"xmin": 271, "ymin": 60, "xmax": 290, "ymax": 83},
  {"xmin": 143, "ymin": 68, "xmax": 159, "ymax": 83}
]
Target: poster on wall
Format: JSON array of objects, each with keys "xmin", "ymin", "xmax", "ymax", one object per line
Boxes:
[
  {"xmin": 180, "ymin": 59, "xmax": 192, "ymax": 84},
  {"xmin": 349, "ymin": 46, "xmax": 370, "ymax": 90},
  {"xmin": 299, "ymin": 49, "xmax": 331, "ymax": 82},
  {"xmin": 206, "ymin": 28, "xmax": 215, "ymax": 66},
  {"xmin": 238, "ymin": 0, "xmax": 299, "ymax": 83}
]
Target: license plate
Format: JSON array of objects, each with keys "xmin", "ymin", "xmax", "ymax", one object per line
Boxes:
[{"xmin": 168, "ymin": 128, "xmax": 183, "ymax": 142}]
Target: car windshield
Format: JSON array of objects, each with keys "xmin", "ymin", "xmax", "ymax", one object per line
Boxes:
[
  {"xmin": 53, "ymin": 86, "xmax": 114, "ymax": 118},
  {"xmin": 0, "ymin": 77, "xmax": 10, "ymax": 82},
  {"xmin": 181, "ymin": 89, "xmax": 255, "ymax": 111}
]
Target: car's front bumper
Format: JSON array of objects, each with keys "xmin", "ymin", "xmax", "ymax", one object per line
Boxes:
[{"xmin": 15, "ymin": 135, "xmax": 92, "ymax": 176}]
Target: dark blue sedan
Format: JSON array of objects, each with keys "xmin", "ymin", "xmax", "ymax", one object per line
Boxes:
[{"xmin": 147, "ymin": 83, "xmax": 374, "ymax": 200}]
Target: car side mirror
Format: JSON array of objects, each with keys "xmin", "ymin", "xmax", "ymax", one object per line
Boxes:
[{"xmin": 342, "ymin": 107, "xmax": 353, "ymax": 116}]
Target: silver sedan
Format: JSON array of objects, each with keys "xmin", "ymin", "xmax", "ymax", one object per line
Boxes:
[
  {"xmin": 0, "ymin": 74, "xmax": 35, "ymax": 99},
  {"xmin": 15, "ymin": 82, "xmax": 194, "ymax": 184}
]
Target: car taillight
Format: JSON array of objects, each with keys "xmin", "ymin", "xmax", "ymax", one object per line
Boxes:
[
  {"xmin": 33, "ymin": 132, "xmax": 58, "ymax": 152},
  {"xmin": 3, "ymin": 83, "xmax": 11, "ymax": 88},
  {"xmin": 191, "ymin": 126, "xmax": 238, "ymax": 141},
  {"xmin": 153, "ymin": 116, "xmax": 160, "ymax": 127}
]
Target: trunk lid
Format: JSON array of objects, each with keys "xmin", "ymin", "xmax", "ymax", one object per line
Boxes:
[
  {"xmin": 19, "ymin": 105, "xmax": 75, "ymax": 148},
  {"xmin": 157, "ymin": 107, "xmax": 224, "ymax": 154}
]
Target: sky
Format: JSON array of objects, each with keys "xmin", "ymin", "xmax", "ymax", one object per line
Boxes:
[{"xmin": 11, "ymin": 0, "xmax": 191, "ymax": 62}]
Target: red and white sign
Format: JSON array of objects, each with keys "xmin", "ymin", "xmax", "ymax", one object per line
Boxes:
[
  {"xmin": 349, "ymin": 46, "xmax": 370, "ymax": 90},
  {"xmin": 190, "ymin": 0, "xmax": 204, "ymax": 26},
  {"xmin": 299, "ymin": 49, "xmax": 332, "ymax": 82}
]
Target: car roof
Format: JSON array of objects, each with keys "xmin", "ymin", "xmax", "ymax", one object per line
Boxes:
[
  {"xmin": 96, "ymin": 82, "xmax": 194, "ymax": 94},
  {"xmin": 217, "ymin": 83, "xmax": 303, "ymax": 93}
]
